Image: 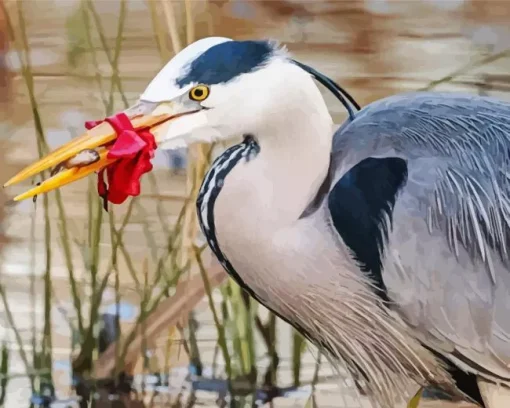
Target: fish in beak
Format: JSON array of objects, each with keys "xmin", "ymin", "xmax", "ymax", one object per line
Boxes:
[{"xmin": 2, "ymin": 102, "xmax": 201, "ymax": 202}]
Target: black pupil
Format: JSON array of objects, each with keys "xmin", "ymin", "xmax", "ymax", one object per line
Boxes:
[{"xmin": 194, "ymin": 88, "xmax": 204, "ymax": 98}]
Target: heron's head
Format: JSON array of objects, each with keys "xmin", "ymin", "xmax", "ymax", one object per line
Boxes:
[
  {"xmin": 134, "ymin": 37, "xmax": 330, "ymax": 148},
  {"xmin": 4, "ymin": 37, "xmax": 349, "ymax": 201}
]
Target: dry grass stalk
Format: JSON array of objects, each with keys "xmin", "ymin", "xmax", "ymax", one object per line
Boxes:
[
  {"xmin": 0, "ymin": 0, "xmax": 9, "ymax": 106},
  {"xmin": 160, "ymin": 0, "xmax": 182, "ymax": 55},
  {"xmin": 0, "ymin": 0, "xmax": 8, "ymax": 247},
  {"xmin": 0, "ymin": 142, "xmax": 9, "ymax": 247},
  {"xmin": 158, "ymin": 0, "xmax": 215, "ymax": 272}
]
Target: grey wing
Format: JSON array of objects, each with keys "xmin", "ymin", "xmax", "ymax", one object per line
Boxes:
[{"xmin": 329, "ymin": 92, "xmax": 510, "ymax": 383}]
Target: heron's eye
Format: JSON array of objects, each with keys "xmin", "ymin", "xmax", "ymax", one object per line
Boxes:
[{"xmin": 189, "ymin": 85, "xmax": 210, "ymax": 102}]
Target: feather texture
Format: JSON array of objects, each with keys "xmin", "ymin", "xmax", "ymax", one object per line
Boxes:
[{"xmin": 330, "ymin": 92, "xmax": 510, "ymax": 386}]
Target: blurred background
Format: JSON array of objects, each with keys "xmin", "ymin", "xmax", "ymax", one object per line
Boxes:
[{"xmin": 0, "ymin": 0, "xmax": 509, "ymax": 407}]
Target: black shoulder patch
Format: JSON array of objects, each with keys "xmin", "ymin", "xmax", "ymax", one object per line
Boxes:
[
  {"xmin": 176, "ymin": 41, "xmax": 275, "ymax": 87},
  {"xmin": 328, "ymin": 157, "xmax": 408, "ymax": 301}
]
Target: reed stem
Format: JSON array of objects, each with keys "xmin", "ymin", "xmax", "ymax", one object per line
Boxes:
[{"xmin": 194, "ymin": 246, "xmax": 232, "ymax": 378}]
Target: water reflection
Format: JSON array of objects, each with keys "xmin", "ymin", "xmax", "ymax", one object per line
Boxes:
[{"xmin": 32, "ymin": 367, "xmax": 329, "ymax": 408}]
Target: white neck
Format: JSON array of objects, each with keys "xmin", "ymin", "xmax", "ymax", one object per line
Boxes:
[
  {"xmin": 254, "ymin": 117, "xmax": 332, "ymax": 226},
  {"xmin": 214, "ymin": 73, "xmax": 334, "ymax": 237}
]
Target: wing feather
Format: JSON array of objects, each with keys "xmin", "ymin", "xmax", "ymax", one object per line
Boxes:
[{"xmin": 330, "ymin": 92, "xmax": 510, "ymax": 383}]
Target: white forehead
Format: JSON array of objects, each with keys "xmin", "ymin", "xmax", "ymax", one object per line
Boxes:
[{"xmin": 141, "ymin": 37, "xmax": 232, "ymax": 103}]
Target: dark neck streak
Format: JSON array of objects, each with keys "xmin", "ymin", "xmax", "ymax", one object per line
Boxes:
[
  {"xmin": 196, "ymin": 135, "xmax": 260, "ymax": 298},
  {"xmin": 196, "ymin": 135, "xmax": 326, "ymax": 348}
]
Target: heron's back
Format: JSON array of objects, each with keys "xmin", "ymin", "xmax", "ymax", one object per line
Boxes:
[{"xmin": 330, "ymin": 92, "xmax": 510, "ymax": 385}]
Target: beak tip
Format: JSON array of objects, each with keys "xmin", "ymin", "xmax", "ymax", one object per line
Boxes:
[
  {"xmin": 3, "ymin": 176, "xmax": 21, "ymax": 188},
  {"xmin": 12, "ymin": 192, "xmax": 31, "ymax": 202}
]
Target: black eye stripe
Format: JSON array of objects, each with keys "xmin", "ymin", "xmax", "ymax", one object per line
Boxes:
[{"xmin": 176, "ymin": 41, "xmax": 274, "ymax": 87}]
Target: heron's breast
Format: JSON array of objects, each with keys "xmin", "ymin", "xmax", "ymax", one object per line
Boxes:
[{"xmin": 214, "ymin": 197, "xmax": 363, "ymax": 303}]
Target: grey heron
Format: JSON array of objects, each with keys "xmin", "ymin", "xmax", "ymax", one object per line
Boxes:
[{"xmin": 5, "ymin": 36, "xmax": 510, "ymax": 408}]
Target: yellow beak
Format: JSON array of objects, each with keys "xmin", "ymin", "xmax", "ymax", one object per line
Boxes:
[{"xmin": 3, "ymin": 112, "xmax": 178, "ymax": 202}]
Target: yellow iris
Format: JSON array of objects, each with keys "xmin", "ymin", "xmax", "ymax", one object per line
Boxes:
[{"xmin": 189, "ymin": 84, "xmax": 210, "ymax": 101}]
